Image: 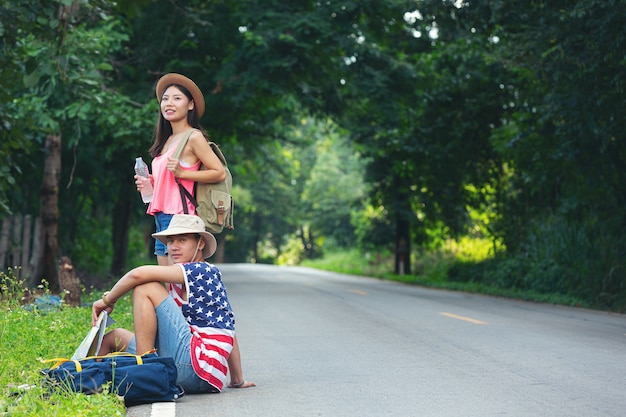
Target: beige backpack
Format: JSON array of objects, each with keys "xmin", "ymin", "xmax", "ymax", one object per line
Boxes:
[{"xmin": 172, "ymin": 129, "xmax": 234, "ymax": 234}]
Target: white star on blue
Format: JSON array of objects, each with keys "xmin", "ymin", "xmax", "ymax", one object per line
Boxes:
[{"xmin": 180, "ymin": 262, "xmax": 235, "ymax": 330}]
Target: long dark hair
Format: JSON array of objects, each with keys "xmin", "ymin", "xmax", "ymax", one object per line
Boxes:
[{"xmin": 149, "ymin": 83, "xmax": 208, "ymax": 158}]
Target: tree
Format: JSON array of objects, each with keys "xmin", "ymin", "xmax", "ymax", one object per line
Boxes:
[{"xmin": 2, "ymin": 0, "xmax": 134, "ymax": 289}]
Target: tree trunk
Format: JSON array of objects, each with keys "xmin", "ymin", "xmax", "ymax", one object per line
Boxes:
[
  {"xmin": 394, "ymin": 189, "xmax": 412, "ymax": 275},
  {"xmin": 252, "ymin": 212, "xmax": 261, "ymax": 263},
  {"xmin": 298, "ymin": 226, "xmax": 317, "ymax": 259},
  {"xmin": 395, "ymin": 217, "xmax": 411, "ymax": 275},
  {"xmin": 36, "ymin": 133, "xmax": 62, "ymax": 292}
]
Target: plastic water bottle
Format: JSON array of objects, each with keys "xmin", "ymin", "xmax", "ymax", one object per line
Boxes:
[{"xmin": 134, "ymin": 157, "xmax": 153, "ymax": 203}]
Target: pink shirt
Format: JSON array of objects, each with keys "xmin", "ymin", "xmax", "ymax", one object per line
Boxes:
[{"xmin": 147, "ymin": 139, "xmax": 201, "ymax": 216}]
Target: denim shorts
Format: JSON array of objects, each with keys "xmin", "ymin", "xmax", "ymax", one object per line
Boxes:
[
  {"xmin": 127, "ymin": 295, "xmax": 220, "ymax": 394},
  {"xmin": 153, "ymin": 212, "xmax": 174, "ymax": 256}
]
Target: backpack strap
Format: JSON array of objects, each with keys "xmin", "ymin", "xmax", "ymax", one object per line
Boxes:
[
  {"xmin": 209, "ymin": 142, "xmax": 228, "ymax": 167},
  {"xmin": 172, "ymin": 129, "xmax": 199, "ymax": 213},
  {"xmin": 177, "ymin": 182, "xmax": 197, "ymax": 214},
  {"xmin": 172, "ymin": 129, "xmax": 195, "ymax": 160}
]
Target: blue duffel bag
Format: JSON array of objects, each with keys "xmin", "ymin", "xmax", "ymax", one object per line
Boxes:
[{"xmin": 42, "ymin": 350, "xmax": 184, "ymax": 407}]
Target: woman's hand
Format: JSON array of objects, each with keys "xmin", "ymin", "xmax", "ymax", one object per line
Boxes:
[
  {"xmin": 134, "ymin": 174, "xmax": 154, "ymax": 192},
  {"xmin": 134, "ymin": 174, "xmax": 144, "ymax": 192},
  {"xmin": 166, "ymin": 157, "xmax": 182, "ymax": 178}
]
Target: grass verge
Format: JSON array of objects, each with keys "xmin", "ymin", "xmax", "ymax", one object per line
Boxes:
[
  {"xmin": 1, "ymin": 270, "xmax": 133, "ymax": 416},
  {"xmin": 301, "ymin": 245, "xmax": 591, "ymax": 309}
]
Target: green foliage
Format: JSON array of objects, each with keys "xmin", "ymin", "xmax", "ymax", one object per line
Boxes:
[
  {"xmin": 223, "ymin": 134, "xmax": 308, "ymax": 262},
  {"xmin": 444, "ymin": 236, "xmax": 496, "ymax": 263},
  {"xmin": 276, "ymin": 235, "xmax": 306, "ymax": 266},
  {"xmin": 448, "ymin": 215, "xmax": 626, "ymax": 311},
  {"xmin": 301, "ymin": 119, "xmax": 369, "ymax": 248},
  {"xmin": 11, "ymin": 7, "xmax": 129, "ymax": 135},
  {"xmin": 446, "ymin": 257, "xmax": 590, "ymax": 307},
  {"xmin": 351, "ymin": 204, "xmax": 393, "ymax": 251},
  {"xmin": 0, "ymin": 0, "xmax": 57, "ymax": 214},
  {"xmin": 521, "ymin": 215, "xmax": 626, "ymax": 309}
]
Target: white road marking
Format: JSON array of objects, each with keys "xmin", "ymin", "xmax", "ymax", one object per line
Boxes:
[{"xmin": 150, "ymin": 402, "xmax": 176, "ymax": 417}]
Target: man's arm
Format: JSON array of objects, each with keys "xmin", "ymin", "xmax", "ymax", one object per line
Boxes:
[{"xmin": 227, "ymin": 335, "xmax": 256, "ymax": 388}]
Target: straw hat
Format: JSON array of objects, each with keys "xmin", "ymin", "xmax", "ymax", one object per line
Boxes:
[
  {"xmin": 155, "ymin": 73, "xmax": 205, "ymax": 118},
  {"xmin": 152, "ymin": 214, "xmax": 217, "ymax": 259}
]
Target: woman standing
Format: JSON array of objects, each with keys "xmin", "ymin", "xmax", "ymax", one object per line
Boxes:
[{"xmin": 137, "ymin": 73, "xmax": 225, "ymax": 267}]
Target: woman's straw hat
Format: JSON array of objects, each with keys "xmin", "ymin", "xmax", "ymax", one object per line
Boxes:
[{"xmin": 155, "ymin": 73, "xmax": 205, "ymax": 118}]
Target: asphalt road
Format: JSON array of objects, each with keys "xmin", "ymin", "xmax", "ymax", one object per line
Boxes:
[{"xmin": 128, "ymin": 263, "xmax": 626, "ymax": 417}]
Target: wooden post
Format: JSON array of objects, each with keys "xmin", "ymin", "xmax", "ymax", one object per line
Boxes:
[
  {"xmin": 29, "ymin": 217, "xmax": 43, "ymax": 287},
  {"xmin": 0, "ymin": 217, "xmax": 10, "ymax": 269},
  {"xmin": 21, "ymin": 215, "xmax": 32, "ymax": 278}
]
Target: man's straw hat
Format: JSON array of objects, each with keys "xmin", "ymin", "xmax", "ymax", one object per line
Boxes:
[{"xmin": 152, "ymin": 214, "xmax": 216, "ymax": 258}]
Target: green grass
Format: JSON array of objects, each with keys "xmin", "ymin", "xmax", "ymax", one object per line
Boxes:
[
  {"xmin": 301, "ymin": 240, "xmax": 590, "ymax": 309},
  {"xmin": 1, "ymin": 270, "xmax": 133, "ymax": 416},
  {"xmin": 301, "ymin": 241, "xmax": 465, "ymax": 283},
  {"xmin": 299, "ymin": 248, "xmax": 395, "ymax": 277}
]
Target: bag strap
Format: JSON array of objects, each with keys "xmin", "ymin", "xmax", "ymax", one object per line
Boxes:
[
  {"xmin": 172, "ymin": 129, "xmax": 195, "ymax": 160},
  {"xmin": 41, "ymin": 349, "xmax": 157, "ymax": 372},
  {"xmin": 172, "ymin": 129, "xmax": 199, "ymax": 213},
  {"xmin": 172, "ymin": 130, "xmax": 229, "ymax": 214},
  {"xmin": 209, "ymin": 142, "xmax": 228, "ymax": 167},
  {"xmin": 177, "ymin": 181, "xmax": 198, "ymax": 214},
  {"xmin": 41, "ymin": 357, "xmax": 83, "ymax": 372}
]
